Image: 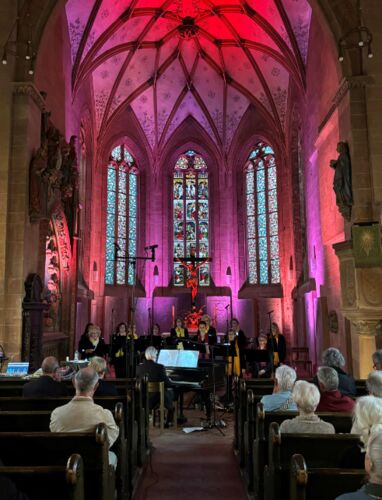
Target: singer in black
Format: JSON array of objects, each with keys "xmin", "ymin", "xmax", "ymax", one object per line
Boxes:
[
  {"xmin": 267, "ymin": 322, "xmax": 287, "ymax": 368},
  {"xmin": 78, "ymin": 325, "xmax": 108, "ymax": 360},
  {"xmin": 230, "ymin": 318, "xmax": 248, "ymax": 352},
  {"xmin": 110, "ymin": 322, "xmax": 128, "ymax": 378},
  {"xmin": 170, "ymin": 317, "xmax": 189, "ymax": 346}
]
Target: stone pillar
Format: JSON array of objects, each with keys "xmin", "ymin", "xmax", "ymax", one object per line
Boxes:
[
  {"xmin": 334, "ymin": 241, "xmax": 382, "ymax": 377},
  {"xmin": 3, "ymin": 83, "xmax": 44, "ymax": 360}
]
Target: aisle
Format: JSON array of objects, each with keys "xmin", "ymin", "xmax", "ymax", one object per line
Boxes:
[{"xmin": 135, "ymin": 411, "xmax": 247, "ymax": 500}]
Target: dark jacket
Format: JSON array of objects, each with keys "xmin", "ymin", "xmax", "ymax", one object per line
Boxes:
[
  {"xmin": 78, "ymin": 337, "xmax": 109, "ymax": 359},
  {"xmin": 94, "ymin": 379, "xmax": 119, "ymax": 397},
  {"xmin": 267, "ymin": 334, "xmax": 287, "ymax": 364},
  {"xmin": 22, "ymin": 375, "xmax": 68, "ymax": 397},
  {"xmin": 136, "ymin": 359, "xmax": 172, "ymax": 387},
  {"xmin": 170, "ymin": 327, "xmax": 189, "ymax": 339}
]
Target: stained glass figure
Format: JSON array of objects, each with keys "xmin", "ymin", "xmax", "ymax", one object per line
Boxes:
[
  {"xmin": 173, "ymin": 150, "xmax": 210, "ymax": 286},
  {"xmin": 245, "ymin": 142, "xmax": 280, "ymax": 285},
  {"xmin": 105, "ymin": 144, "xmax": 138, "ymax": 285}
]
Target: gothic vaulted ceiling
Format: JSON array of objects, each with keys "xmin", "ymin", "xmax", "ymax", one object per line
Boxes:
[{"xmin": 66, "ymin": 0, "xmax": 312, "ymax": 151}]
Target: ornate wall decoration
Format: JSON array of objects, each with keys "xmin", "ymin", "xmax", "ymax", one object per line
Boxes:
[
  {"xmin": 328, "ymin": 310, "xmax": 339, "ymax": 333},
  {"xmin": 43, "ymin": 223, "xmax": 62, "ymax": 332},
  {"xmin": 51, "ymin": 207, "xmax": 72, "ymax": 273},
  {"xmin": 353, "ymin": 223, "xmax": 382, "ymax": 267},
  {"xmin": 360, "ymin": 269, "xmax": 382, "ymax": 307},
  {"xmin": 341, "ymin": 260, "xmax": 356, "ymax": 307}
]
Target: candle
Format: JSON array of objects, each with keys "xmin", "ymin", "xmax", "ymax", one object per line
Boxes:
[
  {"xmin": 172, "ymin": 305, "xmax": 175, "ymax": 327},
  {"xmin": 213, "ymin": 304, "xmax": 217, "ymax": 327}
]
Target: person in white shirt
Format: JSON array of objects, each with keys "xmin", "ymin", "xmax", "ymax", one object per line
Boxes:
[{"xmin": 50, "ymin": 366, "xmax": 119, "ymax": 467}]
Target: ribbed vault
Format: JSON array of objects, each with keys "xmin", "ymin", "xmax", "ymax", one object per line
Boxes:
[{"xmin": 66, "ymin": 0, "xmax": 312, "ymax": 150}]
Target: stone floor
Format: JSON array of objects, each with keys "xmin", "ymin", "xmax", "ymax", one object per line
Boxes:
[{"xmin": 135, "ymin": 406, "xmax": 247, "ymax": 500}]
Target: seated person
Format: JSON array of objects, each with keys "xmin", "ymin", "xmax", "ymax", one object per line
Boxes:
[
  {"xmin": 316, "ymin": 366, "xmax": 355, "ymax": 412},
  {"xmin": 319, "ymin": 347, "xmax": 356, "ymax": 396},
  {"xmin": 252, "ymin": 334, "xmax": 273, "ymax": 378},
  {"xmin": 89, "ymin": 356, "xmax": 118, "ymax": 396},
  {"xmin": 367, "ymin": 371, "xmax": 382, "ymax": 398},
  {"xmin": 170, "ymin": 317, "xmax": 189, "ymax": 346},
  {"xmin": 22, "ymin": 357, "xmax": 68, "ymax": 397},
  {"xmin": 352, "ymin": 396, "xmax": 382, "ymax": 449},
  {"xmin": 260, "ymin": 365, "xmax": 297, "ymax": 412},
  {"xmin": 0, "ymin": 459, "xmax": 30, "ymax": 500},
  {"xmin": 136, "ymin": 346, "xmax": 174, "ymax": 428},
  {"xmin": 78, "ymin": 324, "xmax": 108, "ymax": 360},
  {"xmin": 280, "ymin": 380, "xmax": 335, "ymax": 434},
  {"xmin": 336, "ymin": 431, "xmax": 382, "ymax": 500},
  {"xmin": 50, "ymin": 367, "xmax": 119, "ymax": 468},
  {"xmin": 372, "ymin": 349, "xmax": 382, "ymax": 371}
]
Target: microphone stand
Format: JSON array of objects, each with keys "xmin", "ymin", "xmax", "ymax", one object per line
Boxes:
[{"xmin": 267, "ymin": 311, "xmax": 275, "ymax": 378}]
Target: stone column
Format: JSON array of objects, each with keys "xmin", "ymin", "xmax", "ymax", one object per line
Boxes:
[{"xmin": 3, "ymin": 83, "xmax": 44, "ymax": 360}]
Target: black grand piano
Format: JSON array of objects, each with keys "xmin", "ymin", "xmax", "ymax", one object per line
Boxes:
[{"xmin": 165, "ymin": 360, "xmax": 226, "ymax": 422}]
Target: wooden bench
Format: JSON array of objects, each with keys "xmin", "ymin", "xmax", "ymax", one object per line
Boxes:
[
  {"xmin": 0, "ymin": 454, "xmax": 85, "ymax": 500},
  {"xmin": 0, "ymin": 423, "xmax": 114, "ymax": 500},
  {"xmin": 264, "ymin": 422, "xmax": 362, "ymax": 500},
  {"xmin": 290, "ymin": 454, "xmax": 365, "ymax": 500}
]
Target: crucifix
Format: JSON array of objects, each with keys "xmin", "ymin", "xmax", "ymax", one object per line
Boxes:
[{"xmin": 174, "ymin": 248, "xmax": 210, "ymax": 303}]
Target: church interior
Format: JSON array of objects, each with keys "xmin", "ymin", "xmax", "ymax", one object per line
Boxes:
[{"xmin": 0, "ymin": 0, "xmax": 382, "ymax": 499}]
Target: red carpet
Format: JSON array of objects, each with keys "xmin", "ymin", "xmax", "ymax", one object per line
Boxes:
[{"xmin": 135, "ymin": 411, "xmax": 247, "ymax": 500}]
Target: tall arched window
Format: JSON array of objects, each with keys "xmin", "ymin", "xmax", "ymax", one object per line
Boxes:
[
  {"xmin": 245, "ymin": 142, "xmax": 280, "ymax": 284},
  {"xmin": 105, "ymin": 144, "xmax": 138, "ymax": 285},
  {"xmin": 173, "ymin": 150, "xmax": 210, "ymax": 286}
]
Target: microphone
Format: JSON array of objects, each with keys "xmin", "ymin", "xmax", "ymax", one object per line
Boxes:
[
  {"xmin": 114, "ymin": 242, "xmax": 121, "ymax": 260},
  {"xmin": 144, "ymin": 244, "xmax": 158, "ymax": 250},
  {"xmin": 267, "ymin": 310, "xmax": 274, "ymax": 314},
  {"xmin": 225, "ymin": 304, "xmax": 230, "ymax": 310}
]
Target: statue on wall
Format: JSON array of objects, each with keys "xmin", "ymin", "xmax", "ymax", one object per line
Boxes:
[
  {"xmin": 329, "ymin": 142, "xmax": 353, "ymax": 221},
  {"xmin": 60, "ymin": 135, "xmax": 79, "ymax": 238},
  {"xmin": 43, "ymin": 224, "xmax": 62, "ymax": 332}
]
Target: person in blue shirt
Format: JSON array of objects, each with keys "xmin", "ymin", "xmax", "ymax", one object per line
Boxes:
[{"xmin": 260, "ymin": 365, "xmax": 297, "ymax": 412}]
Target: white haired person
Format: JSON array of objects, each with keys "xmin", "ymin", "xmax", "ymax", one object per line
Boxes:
[
  {"xmin": 320, "ymin": 347, "xmax": 356, "ymax": 396},
  {"xmin": 89, "ymin": 356, "xmax": 118, "ymax": 397},
  {"xmin": 367, "ymin": 371, "xmax": 382, "ymax": 398},
  {"xmin": 336, "ymin": 431, "xmax": 382, "ymax": 500},
  {"xmin": 316, "ymin": 366, "xmax": 355, "ymax": 412},
  {"xmin": 136, "ymin": 346, "xmax": 175, "ymax": 428},
  {"xmin": 372, "ymin": 350, "xmax": 382, "ymax": 371},
  {"xmin": 340, "ymin": 396, "xmax": 382, "ymax": 470},
  {"xmin": 260, "ymin": 365, "xmax": 298, "ymax": 412},
  {"xmin": 279, "ymin": 381, "xmax": 335, "ymax": 434},
  {"xmin": 50, "ymin": 367, "xmax": 119, "ymax": 468}
]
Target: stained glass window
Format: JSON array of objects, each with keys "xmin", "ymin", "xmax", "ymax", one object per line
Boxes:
[
  {"xmin": 245, "ymin": 142, "xmax": 280, "ymax": 284},
  {"xmin": 105, "ymin": 144, "xmax": 138, "ymax": 285},
  {"xmin": 173, "ymin": 150, "xmax": 210, "ymax": 287}
]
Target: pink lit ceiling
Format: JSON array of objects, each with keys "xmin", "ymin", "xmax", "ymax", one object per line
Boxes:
[{"xmin": 66, "ymin": 0, "xmax": 312, "ymax": 150}]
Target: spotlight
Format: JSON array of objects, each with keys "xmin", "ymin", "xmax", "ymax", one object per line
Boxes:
[
  {"xmin": 338, "ymin": 45, "xmax": 344, "ymax": 63},
  {"xmin": 368, "ymin": 44, "xmax": 374, "ymax": 58},
  {"xmin": 28, "ymin": 58, "xmax": 34, "ymax": 75},
  {"xmin": 25, "ymin": 40, "xmax": 32, "ymax": 60}
]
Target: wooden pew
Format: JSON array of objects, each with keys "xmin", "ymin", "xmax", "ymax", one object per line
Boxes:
[
  {"xmin": 290, "ymin": 454, "xmax": 365, "ymax": 500},
  {"xmin": 264, "ymin": 422, "xmax": 362, "ymax": 500},
  {"xmin": 0, "ymin": 423, "xmax": 114, "ymax": 500},
  {"xmin": 0, "ymin": 454, "xmax": 85, "ymax": 500},
  {"xmin": 250, "ymin": 400, "xmax": 353, "ymax": 499}
]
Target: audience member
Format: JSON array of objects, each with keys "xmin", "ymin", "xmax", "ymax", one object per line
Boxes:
[
  {"xmin": 351, "ymin": 396, "xmax": 382, "ymax": 449},
  {"xmin": 78, "ymin": 325, "xmax": 108, "ymax": 360},
  {"xmin": 367, "ymin": 371, "xmax": 382, "ymax": 398},
  {"xmin": 50, "ymin": 367, "xmax": 119, "ymax": 467},
  {"xmin": 260, "ymin": 365, "xmax": 297, "ymax": 412},
  {"xmin": 320, "ymin": 347, "xmax": 356, "ymax": 396},
  {"xmin": 372, "ymin": 350, "xmax": 382, "ymax": 371},
  {"xmin": 280, "ymin": 380, "xmax": 335, "ymax": 434},
  {"xmin": 316, "ymin": 366, "xmax": 355, "ymax": 412},
  {"xmin": 89, "ymin": 356, "xmax": 118, "ymax": 396},
  {"xmin": 22, "ymin": 357, "xmax": 68, "ymax": 397},
  {"xmin": 267, "ymin": 322, "xmax": 286, "ymax": 368},
  {"xmin": 136, "ymin": 346, "xmax": 175, "ymax": 428},
  {"xmin": 336, "ymin": 431, "xmax": 382, "ymax": 500}
]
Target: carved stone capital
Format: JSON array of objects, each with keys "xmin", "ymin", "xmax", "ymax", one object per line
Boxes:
[
  {"xmin": 12, "ymin": 82, "xmax": 46, "ymax": 111},
  {"xmin": 352, "ymin": 319, "xmax": 380, "ymax": 336}
]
